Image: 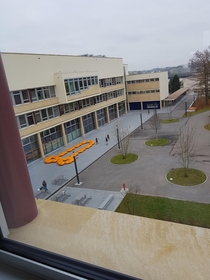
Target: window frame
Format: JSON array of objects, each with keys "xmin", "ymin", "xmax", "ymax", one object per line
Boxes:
[{"xmin": 0, "ymin": 228, "xmax": 138, "ymax": 280}]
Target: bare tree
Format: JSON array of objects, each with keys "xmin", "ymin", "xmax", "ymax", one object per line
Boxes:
[
  {"xmin": 189, "ymin": 47, "xmax": 210, "ymax": 105},
  {"xmin": 122, "ymin": 184, "xmax": 141, "ymax": 215},
  {"xmin": 150, "ymin": 110, "xmax": 162, "ymax": 141},
  {"xmin": 174, "ymin": 125, "xmax": 196, "ymax": 177},
  {"xmin": 113, "ymin": 121, "xmax": 131, "ymax": 159}
]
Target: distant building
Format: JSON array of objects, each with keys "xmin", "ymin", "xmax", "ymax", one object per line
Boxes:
[
  {"xmin": 2, "ymin": 53, "xmax": 127, "ymax": 164},
  {"xmin": 126, "ymin": 71, "xmax": 169, "ymax": 110}
]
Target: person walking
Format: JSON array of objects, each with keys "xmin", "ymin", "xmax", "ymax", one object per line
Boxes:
[
  {"xmin": 95, "ymin": 137, "xmax": 98, "ymax": 144},
  {"xmin": 41, "ymin": 180, "xmax": 48, "ymax": 192},
  {"xmin": 107, "ymin": 134, "xmax": 110, "ymax": 140},
  {"xmin": 105, "ymin": 137, "xmax": 108, "ymax": 145}
]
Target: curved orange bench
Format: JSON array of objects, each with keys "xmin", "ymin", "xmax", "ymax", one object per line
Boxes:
[{"xmin": 44, "ymin": 140, "xmax": 95, "ymax": 166}]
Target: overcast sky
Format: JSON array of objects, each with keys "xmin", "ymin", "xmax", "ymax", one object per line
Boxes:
[{"xmin": 1, "ymin": 0, "xmax": 210, "ymax": 70}]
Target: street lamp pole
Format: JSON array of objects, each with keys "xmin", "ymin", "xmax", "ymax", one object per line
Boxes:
[
  {"xmin": 116, "ymin": 125, "xmax": 120, "ymax": 149},
  {"xmin": 73, "ymin": 155, "xmax": 82, "ymax": 185},
  {"xmin": 140, "ymin": 112, "xmax": 143, "ymax": 129},
  {"xmin": 185, "ymin": 100, "xmax": 187, "ymax": 116}
]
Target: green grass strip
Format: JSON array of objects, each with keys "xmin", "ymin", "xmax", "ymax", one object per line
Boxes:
[
  {"xmin": 145, "ymin": 138, "xmax": 170, "ymax": 146},
  {"xmin": 162, "ymin": 119, "xmax": 179, "ymax": 123},
  {"xmin": 167, "ymin": 168, "xmax": 206, "ymax": 186},
  {"xmin": 110, "ymin": 153, "xmax": 138, "ymax": 164},
  {"xmin": 116, "ymin": 194, "xmax": 210, "ymax": 228}
]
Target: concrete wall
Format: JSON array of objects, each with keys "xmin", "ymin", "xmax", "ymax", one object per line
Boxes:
[
  {"xmin": 159, "ymin": 71, "xmax": 169, "ymax": 100},
  {"xmin": 2, "ymin": 53, "xmax": 124, "ymax": 91}
]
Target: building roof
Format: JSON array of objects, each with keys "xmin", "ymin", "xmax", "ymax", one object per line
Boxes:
[{"xmin": 164, "ymin": 87, "xmax": 189, "ymax": 101}]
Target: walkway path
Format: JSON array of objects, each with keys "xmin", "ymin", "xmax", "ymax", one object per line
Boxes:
[{"xmin": 28, "ymin": 94, "xmax": 210, "ymax": 206}]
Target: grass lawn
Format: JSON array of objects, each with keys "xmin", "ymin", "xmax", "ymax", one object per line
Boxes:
[
  {"xmin": 204, "ymin": 123, "xmax": 210, "ymax": 130},
  {"xmin": 183, "ymin": 107, "xmax": 210, "ymax": 117},
  {"xmin": 162, "ymin": 119, "xmax": 179, "ymax": 123},
  {"xmin": 115, "ymin": 194, "xmax": 210, "ymax": 228},
  {"xmin": 145, "ymin": 138, "xmax": 170, "ymax": 146},
  {"xmin": 110, "ymin": 153, "xmax": 138, "ymax": 164},
  {"xmin": 167, "ymin": 168, "xmax": 206, "ymax": 186}
]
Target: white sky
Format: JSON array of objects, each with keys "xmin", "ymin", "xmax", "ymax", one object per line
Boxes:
[{"xmin": 1, "ymin": 0, "xmax": 210, "ymax": 70}]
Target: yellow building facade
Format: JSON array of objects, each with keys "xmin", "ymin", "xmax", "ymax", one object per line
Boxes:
[
  {"xmin": 2, "ymin": 53, "xmax": 127, "ymax": 164},
  {"xmin": 126, "ymin": 71, "xmax": 169, "ymax": 110}
]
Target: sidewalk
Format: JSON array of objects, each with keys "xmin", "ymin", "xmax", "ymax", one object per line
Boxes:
[
  {"xmin": 29, "ymin": 94, "xmax": 202, "ymax": 208},
  {"xmin": 28, "ymin": 110, "xmax": 153, "ymax": 194}
]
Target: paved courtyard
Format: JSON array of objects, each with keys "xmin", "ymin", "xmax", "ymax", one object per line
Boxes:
[
  {"xmin": 29, "ymin": 93, "xmax": 210, "ymax": 210},
  {"xmin": 67, "ymin": 109, "xmax": 210, "ymax": 205},
  {"xmin": 10, "ymin": 94, "xmax": 210, "ymax": 279}
]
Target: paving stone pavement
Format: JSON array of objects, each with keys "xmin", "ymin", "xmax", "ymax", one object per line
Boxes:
[{"xmin": 29, "ymin": 94, "xmax": 210, "ymax": 210}]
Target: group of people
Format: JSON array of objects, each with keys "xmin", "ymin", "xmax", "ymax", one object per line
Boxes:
[{"xmin": 95, "ymin": 134, "xmax": 110, "ymax": 145}]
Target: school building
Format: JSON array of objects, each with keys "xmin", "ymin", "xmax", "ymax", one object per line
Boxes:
[
  {"xmin": 2, "ymin": 53, "xmax": 171, "ymax": 165},
  {"xmin": 126, "ymin": 71, "xmax": 169, "ymax": 110},
  {"xmin": 2, "ymin": 53, "xmax": 127, "ymax": 164}
]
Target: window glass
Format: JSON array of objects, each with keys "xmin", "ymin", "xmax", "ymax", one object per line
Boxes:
[
  {"xmin": 79, "ymin": 78, "xmax": 83, "ymax": 90},
  {"xmin": 34, "ymin": 111, "xmax": 40, "ymax": 123},
  {"xmin": 50, "ymin": 86, "xmax": 56, "ymax": 97},
  {"xmin": 13, "ymin": 91, "xmax": 22, "ymax": 105},
  {"xmin": 44, "ymin": 87, "xmax": 50, "ymax": 99},
  {"xmin": 30, "ymin": 89, "xmax": 37, "ymax": 101},
  {"xmin": 64, "ymin": 104, "xmax": 70, "ymax": 113},
  {"xmin": 87, "ymin": 77, "xmax": 91, "ymax": 86},
  {"xmin": 18, "ymin": 115, "xmax": 27, "ymax": 128},
  {"xmin": 64, "ymin": 81, "xmax": 70, "ymax": 94},
  {"xmin": 59, "ymin": 105, "xmax": 64, "ymax": 115},
  {"xmin": 27, "ymin": 113, "xmax": 35, "ymax": 125},
  {"xmin": 37, "ymin": 88, "xmax": 44, "ymax": 100},
  {"xmin": 41, "ymin": 109, "xmax": 47, "ymax": 121},
  {"xmin": 69, "ymin": 103, "xmax": 74, "ymax": 112},
  {"xmin": 83, "ymin": 78, "xmax": 87, "ymax": 88},
  {"xmin": 74, "ymin": 79, "xmax": 79, "ymax": 92},
  {"xmin": 53, "ymin": 106, "xmax": 59, "ymax": 117},
  {"xmin": 22, "ymin": 90, "xmax": 30, "ymax": 103},
  {"xmin": 69, "ymin": 80, "xmax": 75, "ymax": 94},
  {"xmin": 48, "ymin": 108, "xmax": 53, "ymax": 118}
]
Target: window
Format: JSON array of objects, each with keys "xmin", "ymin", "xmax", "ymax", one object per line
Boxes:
[
  {"xmin": 69, "ymin": 80, "xmax": 75, "ymax": 94},
  {"xmin": 37, "ymin": 88, "xmax": 44, "ymax": 100},
  {"xmin": 74, "ymin": 79, "xmax": 79, "ymax": 92},
  {"xmin": 87, "ymin": 77, "xmax": 91, "ymax": 86},
  {"xmin": 83, "ymin": 77, "xmax": 87, "ymax": 89},
  {"xmin": 35, "ymin": 111, "xmax": 41, "ymax": 123},
  {"xmin": 41, "ymin": 109, "xmax": 48, "ymax": 121},
  {"xmin": 79, "ymin": 78, "xmax": 83, "ymax": 90},
  {"xmin": 64, "ymin": 76, "xmax": 98, "ymax": 96},
  {"xmin": 43, "ymin": 87, "xmax": 50, "ymax": 99},
  {"xmin": 99, "ymin": 76, "xmax": 122, "ymax": 88},
  {"xmin": 91, "ymin": 77, "xmax": 95, "ymax": 85},
  {"xmin": 22, "ymin": 90, "xmax": 30, "ymax": 103},
  {"xmin": 12, "ymin": 91, "xmax": 22, "ymax": 105},
  {"xmin": 47, "ymin": 108, "xmax": 54, "ymax": 119},
  {"xmin": 17, "ymin": 115, "xmax": 27, "ymax": 128},
  {"xmin": 26, "ymin": 113, "xmax": 35, "ymax": 126},
  {"xmin": 31, "ymin": 89, "xmax": 37, "ymax": 101},
  {"xmin": 11, "ymin": 87, "xmax": 56, "ymax": 105},
  {"xmin": 41, "ymin": 125, "xmax": 63, "ymax": 154},
  {"xmin": 21, "ymin": 135, "xmax": 40, "ymax": 164},
  {"xmin": 65, "ymin": 81, "xmax": 70, "ymax": 94}
]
